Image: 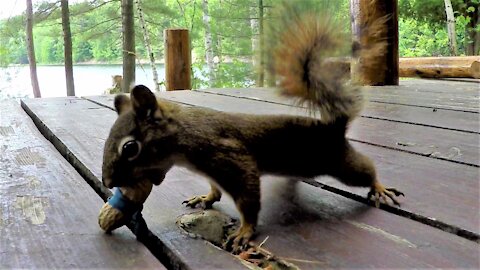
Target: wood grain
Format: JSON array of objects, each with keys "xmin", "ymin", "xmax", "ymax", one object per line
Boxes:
[{"xmin": 0, "ymin": 100, "xmax": 163, "ymax": 269}]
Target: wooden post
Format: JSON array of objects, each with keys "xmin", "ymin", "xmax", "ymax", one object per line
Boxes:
[
  {"xmin": 164, "ymin": 29, "xmax": 191, "ymax": 91},
  {"xmin": 350, "ymin": 0, "xmax": 399, "ymax": 85}
]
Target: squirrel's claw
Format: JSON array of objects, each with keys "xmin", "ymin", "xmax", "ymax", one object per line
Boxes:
[
  {"xmin": 223, "ymin": 224, "xmax": 255, "ymax": 254},
  {"xmin": 182, "ymin": 195, "xmax": 213, "ymax": 209},
  {"xmin": 368, "ymin": 183, "xmax": 404, "ymax": 207}
]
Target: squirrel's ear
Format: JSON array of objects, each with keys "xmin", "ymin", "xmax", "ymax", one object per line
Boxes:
[
  {"xmin": 114, "ymin": 94, "xmax": 131, "ymax": 115},
  {"xmin": 130, "ymin": 85, "xmax": 158, "ymax": 119}
]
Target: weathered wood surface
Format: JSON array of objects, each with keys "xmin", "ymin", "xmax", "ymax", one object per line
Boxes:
[
  {"xmin": 196, "ymin": 79, "xmax": 480, "ymax": 114},
  {"xmin": 367, "ymin": 79, "xmax": 480, "ymax": 112},
  {"xmin": 196, "ymin": 87, "xmax": 480, "ymax": 132},
  {"xmin": 0, "ymin": 100, "xmax": 163, "ymax": 269},
  {"xmin": 21, "ymin": 97, "xmax": 480, "ymax": 268},
  {"xmin": 20, "ymin": 97, "xmax": 246, "ymax": 270}
]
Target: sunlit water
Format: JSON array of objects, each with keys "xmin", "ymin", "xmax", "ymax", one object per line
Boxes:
[{"xmin": 0, "ymin": 64, "xmax": 167, "ymax": 99}]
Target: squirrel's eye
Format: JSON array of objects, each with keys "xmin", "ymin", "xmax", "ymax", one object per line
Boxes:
[{"xmin": 121, "ymin": 140, "xmax": 141, "ymax": 161}]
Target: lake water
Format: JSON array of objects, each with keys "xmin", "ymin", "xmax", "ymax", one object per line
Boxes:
[{"xmin": 0, "ymin": 64, "xmax": 169, "ymax": 99}]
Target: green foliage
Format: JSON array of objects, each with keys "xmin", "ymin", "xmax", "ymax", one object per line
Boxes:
[
  {"xmin": 399, "ymin": 18, "xmax": 449, "ymax": 56},
  {"xmin": 0, "ymin": 0, "xmax": 478, "ymax": 86},
  {"xmin": 399, "ymin": 0, "xmax": 466, "ymax": 25}
]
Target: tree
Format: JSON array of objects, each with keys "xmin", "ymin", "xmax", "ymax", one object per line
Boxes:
[
  {"xmin": 399, "ymin": 0, "xmax": 479, "ymax": 55},
  {"xmin": 136, "ymin": 0, "xmax": 161, "ymax": 92},
  {"xmin": 26, "ymin": 0, "xmax": 41, "ymax": 98},
  {"xmin": 202, "ymin": 0, "xmax": 215, "ymax": 87},
  {"xmin": 122, "ymin": 0, "xmax": 135, "ymax": 93},
  {"xmin": 61, "ymin": 0, "xmax": 75, "ymax": 96},
  {"xmin": 444, "ymin": 0, "xmax": 458, "ymax": 55},
  {"xmin": 463, "ymin": 0, "xmax": 479, "ymax": 55},
  {"xmin": 251, "ymin": 0, "xmax": 265, "ymax": 87}
]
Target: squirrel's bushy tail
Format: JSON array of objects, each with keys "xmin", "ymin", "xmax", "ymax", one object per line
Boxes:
[{"xmin": 266, "ymin": 1, "xmax": 386, "ymax": 124}]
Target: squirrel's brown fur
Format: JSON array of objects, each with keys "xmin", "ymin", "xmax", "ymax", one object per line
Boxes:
[{"xmin": 102, "ymin": 2, "xmax": 403, "ymax": 252}]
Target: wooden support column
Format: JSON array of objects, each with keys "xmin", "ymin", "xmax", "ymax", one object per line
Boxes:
[
  {"xmin": 164, "ymin": 29, "xmax": 191, "ymax": 91},
  {"xmin": 350, "ymin": 0, "xmax": 399, "ymax": 85}
]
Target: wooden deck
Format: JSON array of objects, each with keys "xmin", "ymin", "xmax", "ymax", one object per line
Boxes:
[{"xmin": 2, "ymin": 78, "xmax": 478, "ymax": 269}]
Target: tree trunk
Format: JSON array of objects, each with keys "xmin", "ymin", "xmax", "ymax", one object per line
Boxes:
[
  {"xmin": 26, "ymin": 0, "xmax": 41, "ymax": 98},
  {"xmin": 202, "ymin": 0, "xmax": 215, "ymax": 87},
  {"xmin": 475, "ymin": 28, "xmax": 480, "ymax": 55},
  {"xmin": 350, "ymin": 0, "xmax": 399, "ymax": 86},
  {"xmin": 135, "ymin": 0, "xmax": 161, "ymax": 92},
  {"xmin": 467, "ymin": 2, "xmax": 479, "ymax": 55},
  {"xmin": 61, "ymin": 0, "xmax": 75, "ymax": 96},
  {"xmin": 252, "ymin": 0, "xmax": 264, "ymax": 87},
  {"xmin": 122, "ymin": 0, "xmax": 135, "ymax": 93},
  {"xmin": 444, "ymin": 0, "xmax": 458, "ymax": 56},
  {"xmin": 464, "ymin": 0, "xmax": 478, "ymax": 55}
]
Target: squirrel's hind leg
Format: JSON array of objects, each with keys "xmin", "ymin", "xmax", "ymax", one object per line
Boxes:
[{"xmin": 332, "ymin": 143, "xmax": 405, "ymax": 207}]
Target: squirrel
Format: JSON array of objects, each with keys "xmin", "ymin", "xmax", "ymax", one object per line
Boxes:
[{"xmin": 101, "ymin": 2, "xmax": 404, "ymax": 252}]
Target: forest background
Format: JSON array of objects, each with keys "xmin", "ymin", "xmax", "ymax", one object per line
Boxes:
[{"xmin": 0, "ymin": 0, "xmax": 479, "ymax": 90}]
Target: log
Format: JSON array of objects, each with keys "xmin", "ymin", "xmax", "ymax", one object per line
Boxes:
[
  {"xmin": 350, "ymin": 0, "xmax": 399, "ymax": 86},
  {"xmin": 400, "ymin": 56, "xmax": 480, "ymax": 79},
  {"xmin": 325, "ymin": 56, "xmax": 480, "ymax": 79},
  {"xmin": 164, "ymin": 28, "xmax": 191, "ymax": 91}
]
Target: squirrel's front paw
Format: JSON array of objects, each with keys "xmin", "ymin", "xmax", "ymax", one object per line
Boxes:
[
  {"xmin": 223, "ymin": 224, "xmax": 255, "ymax": 254},
  {"xmin": 182, "ymin": 195, "xmax": 214, "ymax": 209},
  {"xmin": 368, "ymin": 182, "xmax": 405, "ymax": 207}
]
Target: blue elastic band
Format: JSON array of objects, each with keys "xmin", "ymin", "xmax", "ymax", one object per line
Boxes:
[{"xmin": 108, "ymin": 188, "xmax": 141, "ymax": 216}]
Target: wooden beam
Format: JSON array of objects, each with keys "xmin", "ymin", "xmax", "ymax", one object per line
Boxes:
[
  {"xmin": 327, "ymin": 56, "xmax": 480, "ymax": 79},
  {"xmin": 164, "ymin": 29, "xmax": 191, "ymax": 91},
  {"xmin": 350, "ymin": 0, "xmax": 399, "ymax": 85},
  {"xmin": 400, "ymin": 56, "xmax": 480, "ymax": 78}
]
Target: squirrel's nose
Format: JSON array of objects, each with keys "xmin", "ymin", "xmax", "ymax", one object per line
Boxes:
[{"xmin": 102, "ymin": 177, "xmax": 114, "ymax": 189}]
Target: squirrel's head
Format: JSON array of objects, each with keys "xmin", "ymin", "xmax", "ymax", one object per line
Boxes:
[{"xmin": 102, "ymin": 85, "xmax": 177, "ymax": 189}]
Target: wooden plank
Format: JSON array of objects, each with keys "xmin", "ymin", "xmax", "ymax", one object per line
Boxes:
[
  {"xmin": 158, "ymin": 167, "xmax": 480, "ymax": 269},
  {"xmin": 395, "ymin": 78, "xmax": 480, "ymax": 95},
  {"xmin": 21, "ymin": 97, "xmax": 480, "ymax": 268},
  {"xmin": 85, "ymin": 92, "xmax": 479, "ymax": 234},
  {"xmin": 0, "ymin": 100, "xmax": 163, "ymax": 269},
  {"xmin": 20, "ymin": 97, "xmax": 246, "ymax": 270},
  {"xmin": 195, "ymin": 88, "xmax": 480, "ymax": 133},
  {"xmin": 366, "ymin": 79, "xmax": 480, "ymax": 112}
]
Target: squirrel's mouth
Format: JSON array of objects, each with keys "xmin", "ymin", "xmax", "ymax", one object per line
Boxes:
[{"xmin": 102, "ymin": 177, "xmax": 114, "ymax": 189}]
